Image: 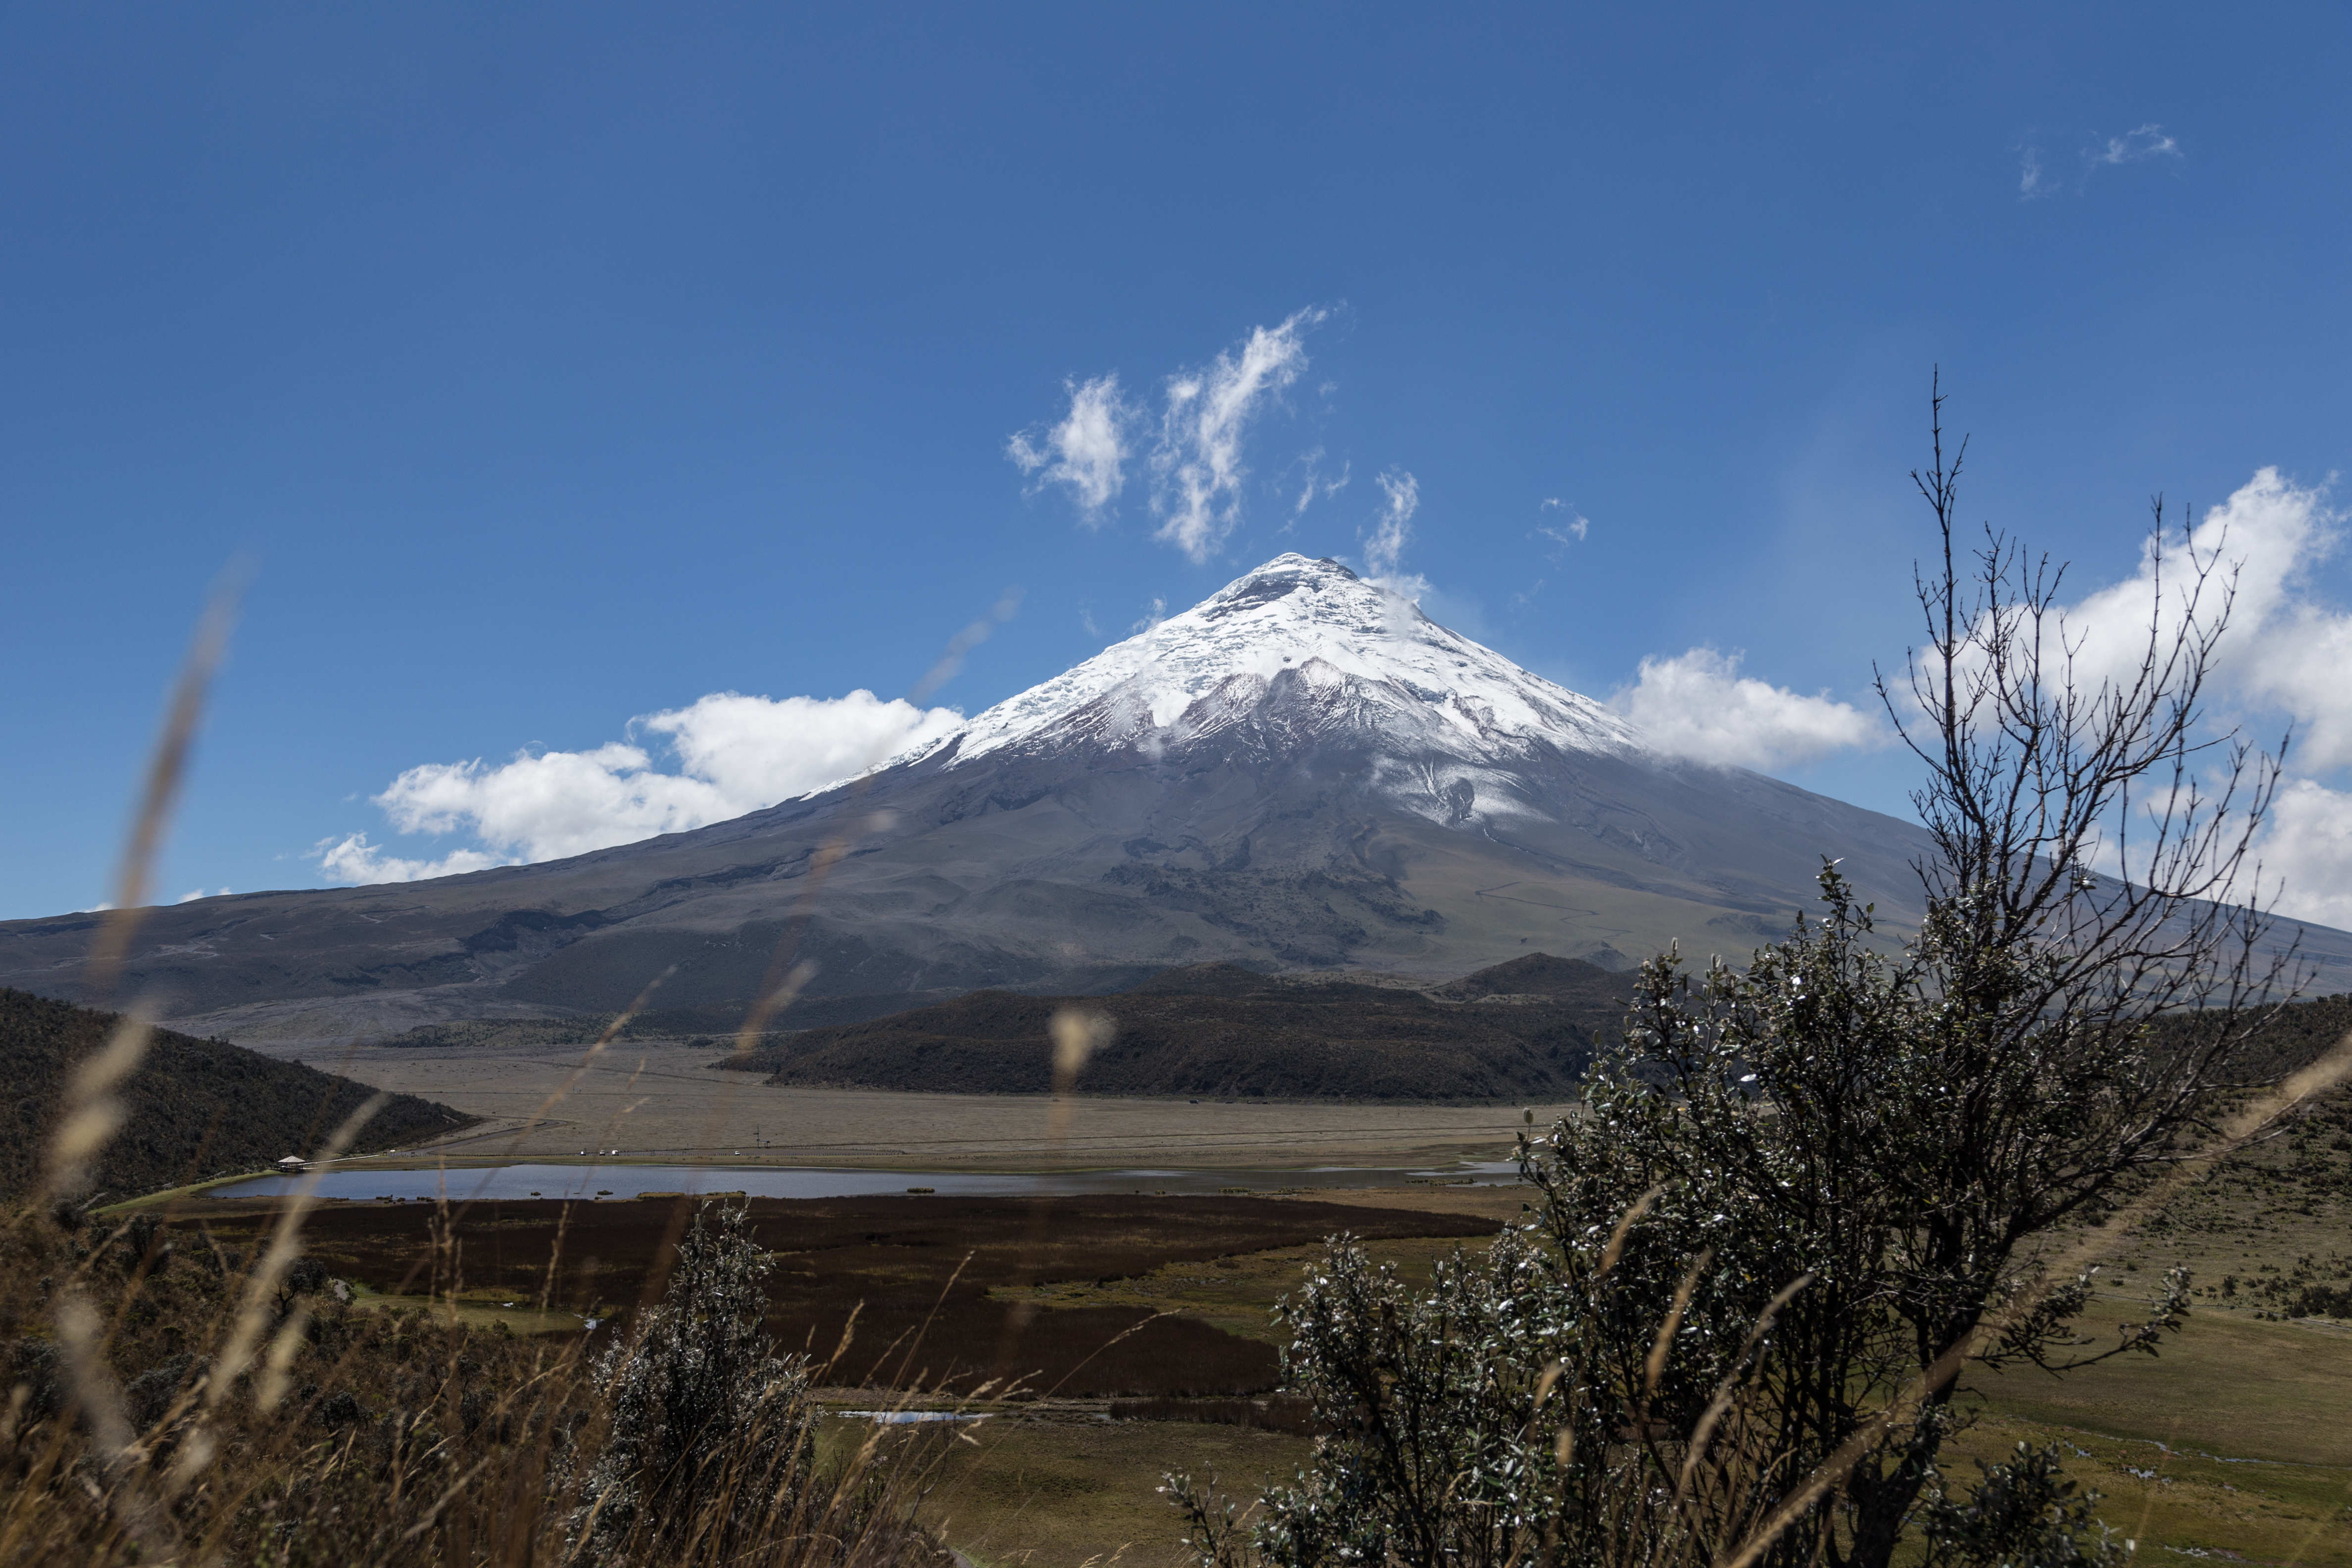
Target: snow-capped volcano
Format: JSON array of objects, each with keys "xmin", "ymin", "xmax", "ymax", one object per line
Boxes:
[
  {"xmin": 903, "ymin": 554, "xmax": 1636, "ymax": 770},
  {"xmin": 27, "ymin": 551, "xmax": 2343, "ymax": 1045},
  {"xmin": 0, "ymin": 555, "xmax": 1948, "ymax": 1031}
]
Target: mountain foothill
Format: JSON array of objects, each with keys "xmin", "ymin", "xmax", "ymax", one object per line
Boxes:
[
  {"xmin": 719, "ymin": 952, "xmax": 1635, "ymax": 1101},
  {"xmin": 0, "ymin": 987, "xmax": 471, "ymax": 1203}
]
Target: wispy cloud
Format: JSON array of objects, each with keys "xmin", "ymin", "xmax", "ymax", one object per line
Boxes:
[
  {"xmin": 175, "ymin": 886, "xmax": 232, "ymax": 904},
  {"xmin": 1291, "ymin": 450, "xmax": 1352, "ymax": 520},
  {"xmin": 314, "ymin": 689, "xmax": 963, "ymax": 886},
  {"xmin": 2017, "ymin": 145, "xmax": 2053, "ymax": 199},
  {"xmin": 1010, "ymin": 310, "xmax": 1327, "ymax": 562},
  {"xmin": 1131, "ymin": 595, "xmax": 1168, "ymax": 634},
  {"xmin": 1536, "ymin": 500, "xmax": 1591, "ymax": 553},
  {"xmin": 1614, "ymin": 647, "xmax": 1883, "ymax": 772},
  {"xmin": 1360, "ymin": 468, "xmax": 1424, "ymax": 597},
  {"xmin": 2090, "ymin": 123, "xmax": 2181, "ymax": 168},
  {"xmin": 1149, "ymin": 309, "xmax": 1325, "ymax": 562},
  {"xmin": 1008, "ymin": 373, "xmax": 1132, "ymax": 521},
  {"xmin": 2020, "ymin": 124, "xmax": 2181, "ymax": 200}
]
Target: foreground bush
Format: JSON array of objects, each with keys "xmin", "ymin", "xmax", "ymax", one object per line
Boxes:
[{"xmin": 1170, "ymin": 394, "xmax": 2329, "ymax": 1568}]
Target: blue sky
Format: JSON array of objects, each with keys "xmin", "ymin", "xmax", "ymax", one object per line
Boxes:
[{"xmin": 6, "ymin": 4, "xmax": 2351, "ymax": 923}]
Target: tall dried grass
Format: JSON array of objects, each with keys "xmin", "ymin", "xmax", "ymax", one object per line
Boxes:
[
  {"xmin": 1, "ymin": 591, "xmax": 968, "ymax": 1567},
  {"xmin": 0, "ymin": 1190, "xmax": 968, "ymax": 1567}
]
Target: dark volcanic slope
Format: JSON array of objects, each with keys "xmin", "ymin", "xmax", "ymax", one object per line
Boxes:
[
  {"xmin": 0, "ymin": 989, "xmax": 474, "ymax": 1200},
  {"xmin": 726, "ymin": 955, "xmax": 1635, "ymax": 1100}
]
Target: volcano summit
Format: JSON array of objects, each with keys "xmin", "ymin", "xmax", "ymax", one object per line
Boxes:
[{"xmin": 11, "ymin": 554, "xmax": 2341, "ymax": 1043}]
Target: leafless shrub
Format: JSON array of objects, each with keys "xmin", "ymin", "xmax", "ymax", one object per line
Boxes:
[{"xmin": 1167, "ymin": 384, "xmax": 2352, "ymax": 1568}]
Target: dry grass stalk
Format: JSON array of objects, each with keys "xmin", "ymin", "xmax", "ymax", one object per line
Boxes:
[
  {"xmin": 730, "ymin": 589, "xmax": 1017, "ymax": 1057},
  {"xmin": 2, "ymin": 1182, "xmax": 960, "ymax": 1565},
  {"xmin": 0, "ymin": 584, "xmax": 969, "ymax": 1565},
  {"xmin": 83, "ymin": 576, "xmax": 240, "ymax": 997}
]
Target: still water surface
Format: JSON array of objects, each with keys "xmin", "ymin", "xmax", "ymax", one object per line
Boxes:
[{"xmin": 213, "ymin": 1160, "xmax": 1521, "ymax": 1203}]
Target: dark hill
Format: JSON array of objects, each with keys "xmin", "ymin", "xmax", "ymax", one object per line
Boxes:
[
  {"xmin": 2146, "ymin": 992, "xmax": 2352, "ymax": 1081},
  {"xmin": 1, "ymin": 988, "xmax": 474, "ymax": 1202},
  {"xmin": 1427, "ymin": 952, "xmax": 1635, "ymax": 1005},
  {"xmin": 722, "ymin": 953, "xmax": 1636, "ymax": 1100},
  {"xmin": 1125, "ymin": 962, "xmax": 1286, "ymax": 998}
]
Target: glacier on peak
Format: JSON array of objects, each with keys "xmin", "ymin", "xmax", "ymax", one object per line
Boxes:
[{"xmin": 877, "ymin": 552, "xmax": 1639, "ymax": 777}]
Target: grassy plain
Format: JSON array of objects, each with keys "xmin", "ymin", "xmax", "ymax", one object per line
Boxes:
[
  {"xmin": 255, "ymin": 1036, "xmax": 1574, "ymax": 1171},
  {"xmin": 905, "ymin": 1417, "xmax": 1313, "ymax": 1568},
  {"xmin": 186, "ymin": 1023, "xmax": 2352, "ymax": 1566},
  {"xmin": 921, "ymin": 1134, "xmax": 2352, "ymax": 1568},
  {"xmin": 916, "ymin": 1248, "xmax": 2352, "ymax": 1568},
  {"xmin": 160, "ymin": 1147, "xmax": 2352, "ymax": 1567}
]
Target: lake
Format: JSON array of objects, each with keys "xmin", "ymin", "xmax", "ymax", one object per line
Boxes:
[{"xmin": 211, "ymin": 1159, "xmax": 1522, "ymax": 1203}]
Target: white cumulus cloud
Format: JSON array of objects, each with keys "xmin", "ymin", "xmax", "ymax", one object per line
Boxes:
[
  {"xmin": 2052, "ymin": 468, "xmax": 2347, "ymax": 763},
  {"xmin": 1008, "ymin": 373, "xmax": 1131, "ymax": 521},
  {"xmin": 2054, "ymin": 467, "xmax": 2352, "ymax": 927},
  {"xmin": 1149, "ymin": 308, "xmax": 1323, "ymax": 562},
  {"xmin": 315, "ymin": 689, "xmax": 962, "ymax": 886},
  {"xmin": 2260, "ymin": 780, "xmax": 2352, "ymax": 931},
  {"xmin": 1879, "ymin": 466, "xmax": 2352, "ymax": 928},
  {"xmin": 316, "ymin": 836, "xmax": 506, "ymax": 885},
  {"xmin": 1615, "ymin": 647, "xmax": 1884, "ymax": 772}
]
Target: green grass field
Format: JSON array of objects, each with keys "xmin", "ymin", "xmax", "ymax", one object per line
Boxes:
[
  {"xmin": 909, "ymin": 1418, "xmax": 1313, "ymax": 1568},
  {"xmin": 898, "ymin": 1288, "xmax": 2352, "ymax": 1568},
  {"xmin": 905, "ymin": 1283, "xmax": 2352, "ymax": 1568},
  {"xmin": 914, "ymin": 1099, "xmax": 2352, "ymax": 1568},
  {"xmin": 1960, "ymin": 1308, "xmax": 2352, "ymax": 1567}
]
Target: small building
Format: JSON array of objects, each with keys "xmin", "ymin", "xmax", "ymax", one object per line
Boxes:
[{"xmin": 276, "ymin": 1155, "xmax": 306, "ymax": 1171}]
